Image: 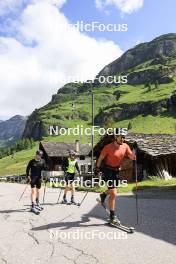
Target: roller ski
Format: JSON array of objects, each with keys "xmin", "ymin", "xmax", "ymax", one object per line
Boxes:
[
  {"xmin": 69, "ymin": 201, "xmax": 81, "ymax": 206},
  {"xmin": 31, "ymin": 206, "xmax": 40, "ymax": 215},
  {"xmin": 96, "ymin": 197, "xmax": 134, "ymax": 234},
  {"xmin": 35, "ymin": 202, "xmax": 44, "ymax": 211},
  {"xmin": 61, "ymin": 196, "xmax": 69, "ymax": 205},
  {"xmin": 69, "ymin": 196, "xmax": 80, "ymax": 206},
  {"xmin": 108, "ymin": 218, "xmax": 134, "ymax": 233}
]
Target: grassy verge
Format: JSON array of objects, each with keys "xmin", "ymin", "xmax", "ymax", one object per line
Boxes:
[{"xmin": 0, "ymin": 146, "xmax": 38, "ymax": 176}]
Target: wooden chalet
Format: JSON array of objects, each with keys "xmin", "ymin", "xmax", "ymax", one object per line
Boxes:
[
  {"xmin": 39, "ymin": 140, "xmax": 92, "ymax": 176},
  {"xmin": 94, "ymin": 133, "xmax": 176, "ymax": 181}
]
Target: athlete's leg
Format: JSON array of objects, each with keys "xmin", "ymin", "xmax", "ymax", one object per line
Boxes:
[
  {"xmin": 108, "ymin": 188, "xmax": 120, "ymax": 223},
  {"xmin": 63, "ymin": 173, "xmax": 70, "ymax": 197},
  {"xmin": 70, "ymin": 182, "xmax": 75, "ymax": 196},
  {"xmin": 36, "ymin": 188, "xmax": 39, "ymax": 203},
  {"xmin": 108, "ymin": 187, "xmax": 117, "ymax": 211},
  {"xmin": 35, "ymin": 185, "xmax": 43, "ymax": 210},
  {"xmin": 63, "ymin": 182, "xmax": 70, "ymax": 202},
  {"xmin": 70, "ymin": 181, "xmax": 75, "ymax": 203},
  {"xmin": 99, "ymin": 169, "xmax": 112, "ymax": 204},
  {"xmin": 31, "ymin": 187, "xmax": 36, "ymax": 207},
  {"xmin": 106, "ymin": 174, "xmax": 118, "ymax": 221},
  {"xmin": 35, "ymin": 179, "xmax": 42, "ymax": 204},
  {"xmin": 64, "ymin": 185, "xmax": 70, "ymax": 195}
]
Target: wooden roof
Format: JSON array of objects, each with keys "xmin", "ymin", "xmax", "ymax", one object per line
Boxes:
[
  {"xmin": 125, "ymin": 134, "xmax": 176, "ymax": 157},
  {"xmin": 40, "ymin": 141, "xmax": 91, "ymax": 157},
  {"xmin": 41, "ymin": 134, "xmax": 176, "ymax": 159}
]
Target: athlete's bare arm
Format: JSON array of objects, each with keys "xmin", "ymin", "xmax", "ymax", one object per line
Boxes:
[
  {"xmin": 126, "ymin": 147, "xmax": 136, "ymax": 160},
  {"xmin": 96, "ymin": 153, "xmax": 106, "ymax": 168}
]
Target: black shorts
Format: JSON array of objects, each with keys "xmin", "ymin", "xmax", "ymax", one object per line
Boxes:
[
  {"xmin": 31, "ymin": 178, "xmax": 42, "ymax": 189},
  {"xmin": 102, "ymin": 167, "xmax": 120, "ymax": 189},
  {"xmin": 65, "ymin": 172, "xmax": 75, "ymax": 184}
]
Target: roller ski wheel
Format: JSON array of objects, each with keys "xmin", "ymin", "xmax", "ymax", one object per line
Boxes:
[
  {"xmin": 69, "ymin": 201, "xmax": 80, "ymax": 206},
  {"xmin": 108, "ymin": 220, "xmax": 134, "ymax": 233}
]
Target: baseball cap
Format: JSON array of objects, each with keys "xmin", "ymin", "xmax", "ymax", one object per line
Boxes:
[
  {"xmin": 36, "ymin": 150, "xmax": 43, "ymax": 156},
  {"xmin": 69, "ymin": 150, "xmax": 76, "ymax": 155}
]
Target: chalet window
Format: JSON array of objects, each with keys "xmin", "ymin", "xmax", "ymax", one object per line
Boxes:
[
  {"xmin": 81, "ymin": 165, "xmax": 86, "ymax": 173},
  {"xmin": 88, "ymin": 164, "xmax": 92, "ymax": 173},
  {"xmin": 80, "ymin": 156, "xmax": 85, "ymax": 160}
]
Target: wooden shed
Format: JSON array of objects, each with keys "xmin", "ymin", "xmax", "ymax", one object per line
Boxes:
[
  {"xmin": 125, "ymin": 134, "xmax": 176, "ymax": 179},
  {"xmin": 39, "ymin": 140, "xmax": 92, "ymax": 174}
]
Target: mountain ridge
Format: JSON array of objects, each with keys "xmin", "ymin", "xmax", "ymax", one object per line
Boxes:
[{"xmin": 0, "ymin": 115, "xmax": 27, "ymax": 147}]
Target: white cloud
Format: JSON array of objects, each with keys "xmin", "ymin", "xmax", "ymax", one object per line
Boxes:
[
  {"xmin": 0, "ymin": 0, "xmax": 122, "ymax": 117},
  {"xmin": 95, "ymin": 0, "xmax": 144, "ymax": 14}
]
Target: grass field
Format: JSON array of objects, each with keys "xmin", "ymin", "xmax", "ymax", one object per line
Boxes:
[
  {"xmin": 117, "ymin": 83, "xmax": 175, "ymax": 104},
  {"xmin": 0, "ymin": 147, "xmax": 38, "ymax": 176},
  {"xmin": 117, "ymin": 115, "xmax": 176, "ymax": 134}
]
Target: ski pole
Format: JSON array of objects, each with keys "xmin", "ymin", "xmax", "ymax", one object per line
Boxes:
[
  {"xmin": 57, "ymin": 172, "xmax": 67, "ymax": 204},
  {"xmin": 19, "ymin": 183, "xmax": 28, "ymax": 201},
  {"xmin": 43, "ymin": 179, "xmax": 47, "ymax": 205},
  {"xmin": 57, "ymin": 187, "xmax": 63, "ymax": 204},
  {"xmin": 134, "ymin": 148, "xmax": 139, "ymax": 224},
  {"xmin": 77, "ymin": 190, "xmax": 89, "ymax": 207}
]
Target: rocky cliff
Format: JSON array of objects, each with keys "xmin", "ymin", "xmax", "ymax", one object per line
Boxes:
[
  {"xmin": 98, "ymin": 33, "xmax": 176, "ymax": 84},
  {"xmin": 0, "ymin": 115, "xmax": 27, "ymax": 142}
]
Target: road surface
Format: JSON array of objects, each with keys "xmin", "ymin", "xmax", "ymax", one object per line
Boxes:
[{"xmin": 0, "ymin": 183, "xmax": 175, "ymax": 264}]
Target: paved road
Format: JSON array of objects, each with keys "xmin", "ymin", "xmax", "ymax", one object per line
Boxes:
[{"xmin": 0, "ymin": 183, "xmax": 175, "ymax": 264}]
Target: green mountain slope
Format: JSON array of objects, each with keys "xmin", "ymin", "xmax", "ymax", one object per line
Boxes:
[{"xmin": 23, "ymin": 33, "xmax": 176, "ymax": 141}]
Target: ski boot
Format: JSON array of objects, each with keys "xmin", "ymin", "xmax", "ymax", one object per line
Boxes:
[
  {"xmin": 62, "ymin": 196, "xmax": 68, "ymax": 204},
  {"xmin": 35, "ymin": 202, "xmax": 44, "ymax": 211},
  {"xmin": 109, "ymin": 215, "xmax": 121, "ymax": 225},
  {"xmin": 31, "ymin": 206, "xmax": 40, "ymax": 215},
  {"xmin": 70, "ymin": 196, "xmax": 76, "ymax": 205}
]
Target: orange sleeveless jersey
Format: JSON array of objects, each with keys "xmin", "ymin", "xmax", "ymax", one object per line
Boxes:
[{"xmin": 101, "ymin": 142, "xmax": 132, "ymax": 167}]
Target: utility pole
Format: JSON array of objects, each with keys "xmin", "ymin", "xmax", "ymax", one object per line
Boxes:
[{"xmin": 91, "ymin": 91, "xmax": 94, "ymax": 175}]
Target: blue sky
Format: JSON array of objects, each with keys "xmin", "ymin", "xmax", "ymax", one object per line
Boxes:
[
  {"xmin": 1, "ymin": 0, "xmax": 176, "ymax": 52},
  {"xmin": 61, "ymin": 0, "xmax": 176, "ymax": 51},
  {"xmin": 0, "ymin": 0, "xmax": 176, "ymax": 119}
]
